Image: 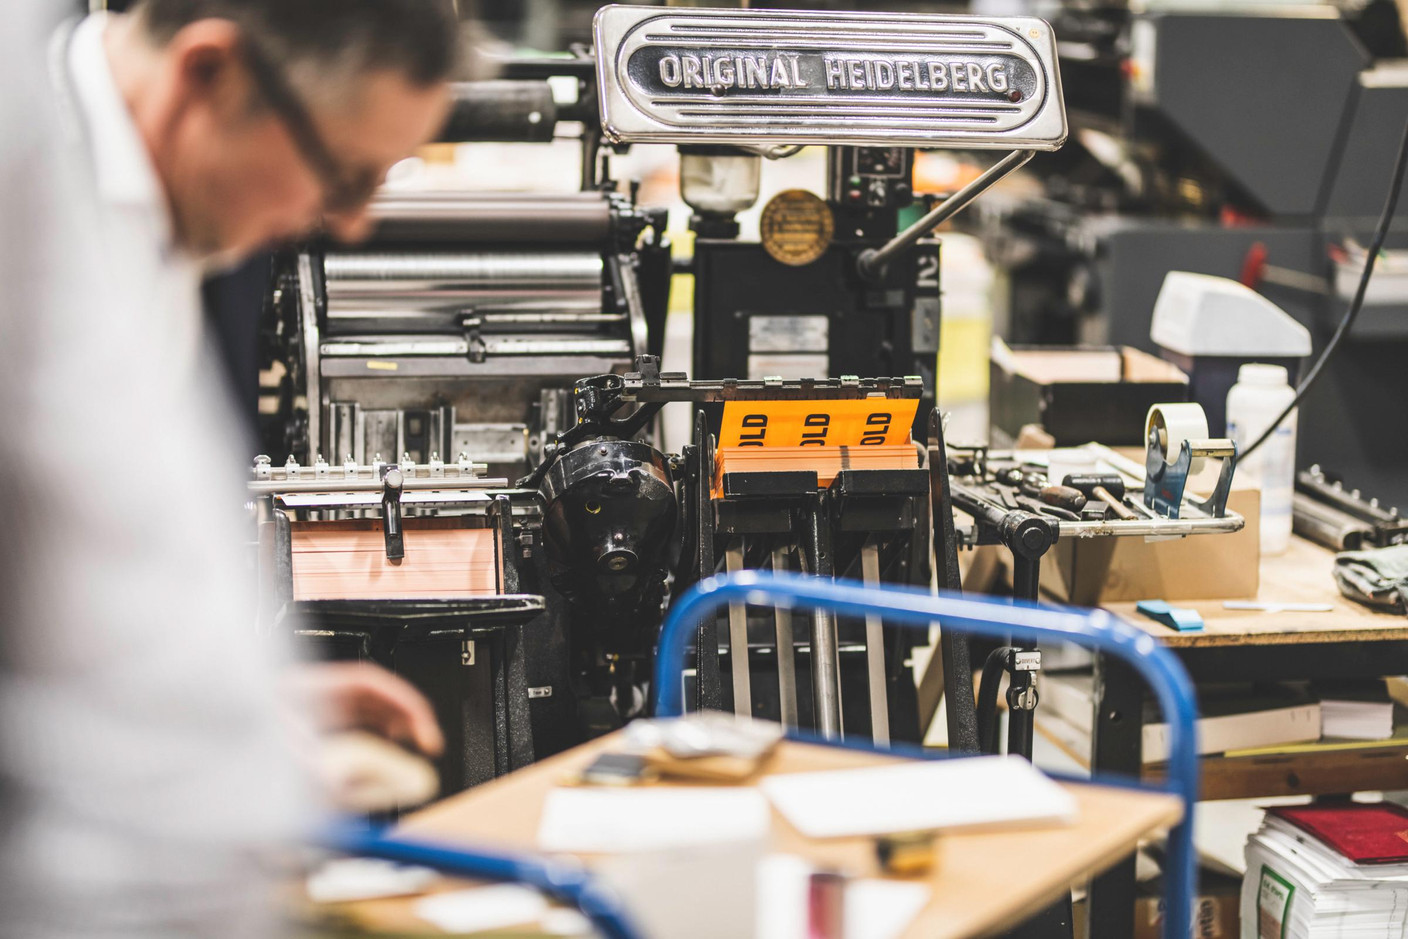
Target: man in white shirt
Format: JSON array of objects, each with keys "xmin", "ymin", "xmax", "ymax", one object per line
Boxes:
[{"xmin": 0, "ymin": 2, "xmax": 461, "ymax": 936}]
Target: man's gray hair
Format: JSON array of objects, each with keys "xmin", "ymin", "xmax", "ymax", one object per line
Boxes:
[{"xmin": 131, "ymin": 0, "xmax": 462, "ymax": 91}]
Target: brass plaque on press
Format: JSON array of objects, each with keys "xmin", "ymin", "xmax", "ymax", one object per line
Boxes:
[{"xmin": 760, "ymin": 189, "xmax": 834, "ymax": 267}]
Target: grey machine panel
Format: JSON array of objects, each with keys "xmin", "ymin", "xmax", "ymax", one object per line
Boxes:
[
  {"xmin": 1142, "ymin": 13, "xmax": 1368, "ymax": 217},
  {"xmin": 593, "ymin": 5, "xmax": 1067, "ymax": 150},
  {"xmin": 1323, "ymin": 69, "xmax": 1408, "ymax": 225}
]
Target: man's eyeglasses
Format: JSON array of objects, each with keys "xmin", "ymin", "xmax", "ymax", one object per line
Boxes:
[{"xmin": 239, "ymin": 39, "xmax": 384, "ymax": 215}]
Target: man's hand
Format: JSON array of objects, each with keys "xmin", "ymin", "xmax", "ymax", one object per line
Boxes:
[{"xmin": 286, "ymin": 662, "xmax": 444, "ymax": 757}]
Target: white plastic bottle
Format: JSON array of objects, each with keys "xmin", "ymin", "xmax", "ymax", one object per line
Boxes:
[{"xmin": 1226, "ymin": 363, "xmax": 1298, "ymax": 555}]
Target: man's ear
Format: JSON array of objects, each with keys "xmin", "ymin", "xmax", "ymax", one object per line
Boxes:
[{"xmin": 165, "ymin": 19, "xmax": 252, "ymax": 115}]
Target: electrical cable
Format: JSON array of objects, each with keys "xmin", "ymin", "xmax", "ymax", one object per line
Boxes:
[{"xmin": 1242, "ymin": 118, "xmax": 1408, "ymax": 459}]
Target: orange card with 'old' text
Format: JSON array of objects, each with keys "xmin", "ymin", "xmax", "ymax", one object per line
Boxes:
[{"xmin": 718, "ymin": 398, "xmax": 916, "ymax": 448}]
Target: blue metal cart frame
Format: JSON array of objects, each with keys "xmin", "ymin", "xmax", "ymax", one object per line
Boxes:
[
  {"xmin": 652, "ymin": 570, "xmax": 1200, "ymax": 939},
  {"xmin": 318, "ymin": 570, "xmax": 1198, "ymax": 939},
  {"xmin": 320, "ymin": 821, "xmax": 644, "ymax": 939}
]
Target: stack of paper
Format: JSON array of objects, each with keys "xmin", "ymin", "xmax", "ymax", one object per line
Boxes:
[
  {"xmin": 537, "ymin": 787, "xmax": 771, "ymax": 852},
  {"xmin": 760, "ymin": 754, "xmax": 1076, "ymax": 837},
  {"xmin": 1241, "ymin": 803, "xmax": 1408, "ymax": 938},
  {"xmin": 1313, "ymin": 681, "xmax": 1396, "ymax": 740},
  {"xmin": 290, "ymin": 522, "xmax": 500, "ymax": 600},
  {"xmin": 1040, "ymin": 674, "xmax": 1323, "ymax": 762}
]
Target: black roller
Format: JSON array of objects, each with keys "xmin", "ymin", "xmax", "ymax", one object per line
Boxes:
[
  {"xmin": 437, "ymin": 81, "xmax": 558, "ymax": 143},
  {"xmin": 366, "ymin": 192, "xmax": 614, "ymax": 244}
]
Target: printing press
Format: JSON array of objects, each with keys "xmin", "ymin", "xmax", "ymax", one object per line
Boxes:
[
  {"xmin": 259, "ymin": 58, "xmax": 671, "ymax": 481},
  {"xmin": 250, "ymin": 5, "xmax": 1091, "ymax": 799},
  {"xmin": 254, "ymin": 59, "xmax": 674, "ymax": 786}
]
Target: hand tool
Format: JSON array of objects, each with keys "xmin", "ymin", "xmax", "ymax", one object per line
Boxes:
[
  {"xmin": 999, "ymin": 467, "xmax": 1088, "ymax": 513},
  {"xmin": 1016, "ymin": 494, "xmax": 1082, "ymax": 522},
  {"xmin": 1020, "ymin": 472, "xmax": 1088, "ymax": 513},
  {"xmin": 1063, "ymin": 473, "xmax": 1138, "ymax": 521}
]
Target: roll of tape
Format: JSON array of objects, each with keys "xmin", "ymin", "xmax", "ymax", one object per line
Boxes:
[{"xmin": 1146, "ymin": 403, "xmax": 1210, "ymax": 475}]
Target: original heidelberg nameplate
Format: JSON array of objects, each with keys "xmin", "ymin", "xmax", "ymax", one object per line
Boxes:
[{"xmin": 593, "ymin": 5, "xmax": 1067, "ymax": 150}]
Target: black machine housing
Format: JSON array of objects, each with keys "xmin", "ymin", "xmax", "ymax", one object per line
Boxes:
[{"xmin": 693, "ymin": 146, "xmax": 939, "ymax": 441}]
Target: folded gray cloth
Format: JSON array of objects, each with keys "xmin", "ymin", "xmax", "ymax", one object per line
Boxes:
[{"xmin": 1334, "ymin": 544, "xmax": 1408, "ymax": 614}]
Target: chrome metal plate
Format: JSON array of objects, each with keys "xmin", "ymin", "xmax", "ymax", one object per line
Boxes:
[{"xmin": 593, "ymin": 5, "xmax": 1066, "ymax": 149}]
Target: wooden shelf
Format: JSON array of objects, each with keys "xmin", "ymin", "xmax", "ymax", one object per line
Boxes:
[
  {"xmin": 1039, "ymin": 716, "xmax": 1408, "ymax": 801},
  {"xmin": 1145, "ymin": 742, "xmax": 1408, "ymax": 801}
]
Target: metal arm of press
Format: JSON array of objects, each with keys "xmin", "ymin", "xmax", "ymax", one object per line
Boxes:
[
  {"xmin": 380, "ymin": 466, "xmax": 405, "ymax": 562},
  {"xmin": 857, "ymin": 149, "xmax": 1034, "ymax": 281}
]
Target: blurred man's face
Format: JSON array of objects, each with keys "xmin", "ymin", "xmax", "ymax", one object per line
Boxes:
[{"xmin": 129, "ymin": 20, "xmax": 450, "ymax": 259}]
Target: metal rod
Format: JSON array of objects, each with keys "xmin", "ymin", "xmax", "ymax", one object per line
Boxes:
[
  {"xmin": 319, "ymin": 822, "xmax": 643, "ymax": 939},
  {"xmin": 365, "ymin": 193, "xmax": 613, "ymax": 244},
  {"xmin": 1006, "ymin": 667, "xmax": 1037, "ymax": 760},
  {"xmin": 772, "ymin": 545, "xmax": 799, "ymax": 730},
  {"xmin": 857, "ymin": 149, "xmax": 1033, "ymax": 281},
  {"xmin": 805, "ymin": 493, "xmax": 843, "ymax": 740},
  {"xmin": 249, "ymin": 476, "xmax": 505, "ymax": 495},
  {"xmin": 692, "ymin": 411, "xmax": 723, "ymax": 712},
  {"xmin": 725, "ymin": 542, "xmax": 752, "ymax": 717},
  {"xmin": 297, "ymin": 253, "xmax": 322, "ymax": 462},
  {"xmin": 928, "ymin": 409, "xmax": 981, "ymax": 755},
  {"xmin": 859, "ymin": 539, "xmax": 890, "ymax": 747}
]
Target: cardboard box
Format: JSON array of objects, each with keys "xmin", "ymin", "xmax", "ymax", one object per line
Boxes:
[
  {"xmin": 989, "ymin": 339, "xmax": 1189, "ymax": 447},
  {"xmin": 1040, "ymin": 487, "xmax": 1261, "ymax": 605},
  {"xmin": 1133, "ymin": 872, "xmax": 1242, "ymax": 939}
]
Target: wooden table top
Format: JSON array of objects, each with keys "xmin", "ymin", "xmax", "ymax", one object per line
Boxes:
[
  {"xmin": 1106, "ymin": 536, "xmax": 1408, "ymax": 648},
  {"xmin": 335, "ymin": 733, "xmax": 1182, "ymax": 939}
]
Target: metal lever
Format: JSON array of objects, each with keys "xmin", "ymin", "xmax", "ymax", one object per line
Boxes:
[
  {"xmin": 381, "ymin": 467, "xmax": 405, "ymax": 561},
  {"xmin": 772, "ymin": 546, "xmax": 799, "ymax": 730},
  {"xmin": 860, "ymin": 539, "xmax": 890, "ymax": 747},
  {"xmin": 856, "ymin": 149, "xmax": 1033, "ymax": 281},
  {"xmin": 803, "ymin": 491, "xmax": 843, "ymax": 740},
  {"xmin": 725, "ymin": 542, "xmax": 752, "ymax": 717}
]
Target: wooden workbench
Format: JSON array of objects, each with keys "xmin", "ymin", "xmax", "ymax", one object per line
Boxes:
[
  {"xmin": 1088, "ymin": 534, "xmax": 1408, "ymax": 936},
  {"xmin": 331, "ymin": 732, "xmax": 1182, "ymax": 938},
  {"xmin": 1105, "ymin": 536, "xmax": 1408, "ymax": 647}
]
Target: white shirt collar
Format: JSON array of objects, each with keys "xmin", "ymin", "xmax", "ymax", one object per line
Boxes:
[{"xmin": 67, "ymin": 12, "xmax": 176, "ymax": 253}]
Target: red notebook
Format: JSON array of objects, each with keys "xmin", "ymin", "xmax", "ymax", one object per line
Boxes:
[{"xmin": 1271, "ymin": 803, "xmax": 1408, "ymax": 864}]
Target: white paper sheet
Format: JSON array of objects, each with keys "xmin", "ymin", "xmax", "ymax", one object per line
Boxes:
[
  {"xmin": 304, "ymin": 858, "xmax": 439, "ymax": 903},
  {"xmin": 537, "ymin": 786, "xmax": 771, "ymax": 853},
  {"xmin": 760, "ymin": 755, "xmax": 1077, "ymax": 839},
  {"xmin": 414, "ymin": 884, "xmax": 548, "ymax": 933}
]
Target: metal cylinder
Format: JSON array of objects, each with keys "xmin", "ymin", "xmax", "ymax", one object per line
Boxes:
[
  {"xmin": 437, "ymin": 81, "xmax": 558, "ymax": 144},
  {"xmin": 325, "ymin": 251, "xmax": 603, "ymax": 290},
  {"xmin": 367, "ymin": 192, "xmax": 614, "ymax": 244},
  {"xmin": 323, "ymin": 251, "xmax": 604, "ymax": 331}
]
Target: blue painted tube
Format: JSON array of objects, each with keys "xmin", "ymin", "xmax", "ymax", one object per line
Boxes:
[
  {"xmin": 318, "ymin": 820, "xmax": 643, "ymax": 939},
  {"xmin": 651, "ymin": 570, "xmax": 1200, "ymax": 939}
]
